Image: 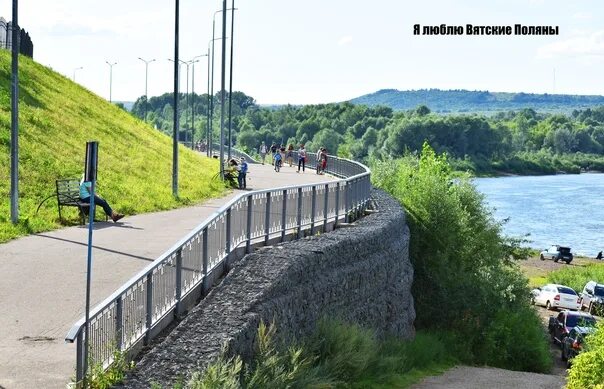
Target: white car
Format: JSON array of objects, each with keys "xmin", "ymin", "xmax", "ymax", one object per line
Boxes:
[{"xmin": 532, "ymin": 284, "xmax": 581, "ymax": 311}]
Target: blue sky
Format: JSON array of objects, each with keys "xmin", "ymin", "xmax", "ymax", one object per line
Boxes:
[{"xmin": 2, "ymin": 0, "xmax": 603, "ymax": 104}]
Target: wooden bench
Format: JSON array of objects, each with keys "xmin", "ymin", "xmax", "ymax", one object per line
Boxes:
[{"xmin": 55, "ymin": 179, "xmax": 107, "ymax": 224}]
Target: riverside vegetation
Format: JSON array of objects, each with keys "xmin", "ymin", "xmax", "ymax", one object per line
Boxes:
[
  {"xmin": 0, "ymin": 51, "xmax": 225, "ymax": 243},
  {"xmin": 177, "ymin": 145, "xmax": 552, "ymax": 388},
  {"xmin": 134, "ymin": 90, "xmax": 604, "ymax": 177}
]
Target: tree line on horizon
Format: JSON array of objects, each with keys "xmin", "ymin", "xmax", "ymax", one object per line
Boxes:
[{"xmin": 131, "ymin": 91, "xmax": 604, "ymax": 174}]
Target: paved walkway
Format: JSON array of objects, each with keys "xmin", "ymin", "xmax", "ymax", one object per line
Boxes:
[{"xmin": 0, "ymin": 162, "xmax": 332, "ymax": 389}]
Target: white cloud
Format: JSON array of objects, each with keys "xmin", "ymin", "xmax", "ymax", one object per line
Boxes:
[
  {"xmin": 337, "ymin": 35, "xmax": 353, "ymax": 46},
  {"xmin": 537, "ymin": 31, "xmax": 604, "ymax": 59},
  {"xmin": 573, "ymin": 11, "xmax": 592, "ymax": 20}
]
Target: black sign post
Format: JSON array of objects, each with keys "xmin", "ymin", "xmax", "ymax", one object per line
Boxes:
[{"xmin": 82, "ymin": 141, "xmax": 98, "ymax": 388}]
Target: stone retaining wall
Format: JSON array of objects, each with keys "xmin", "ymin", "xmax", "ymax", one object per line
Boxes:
[{"xmin": 122, "ymin": 189, "xmax": 414, "ymax": 388}]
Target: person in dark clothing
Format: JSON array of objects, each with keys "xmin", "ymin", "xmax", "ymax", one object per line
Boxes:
[
  {"xmin": 597, "ymin": 251, "xmax": 603, "ymax": 260},
  {"xmin": 238, "ymin": 158, "xmax": 248, "ymax": 189}
]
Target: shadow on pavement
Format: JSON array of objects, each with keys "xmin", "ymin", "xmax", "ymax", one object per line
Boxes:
[{"xmin": 33, "ymin": 234, "xmax": 155, "ymax": 262}]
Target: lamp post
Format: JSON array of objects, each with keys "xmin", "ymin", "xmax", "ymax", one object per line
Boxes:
[
  {"xmin": 227, "ymin": 0, "xmax": 235, "ymax": 160},
  {"xmin": 207, "ymin": 36, "xmax": 228, "ymax": 158},
  {"xmin": 137, "ymin": 57, "xmax": 155, "ymax": 121},
  {"xmin": 210, "ymin": 7, "xmax": 236, "ymax": 162},
  {"xmin": 10, "ymin": 0, "xmax": 19, "ymax": 224},
  {"xmin": 190, "ymin": 55, "xmax": 207, "ymax": 150},
  {"xmin": 172, "ymin": 0, "xmax": 179, "ymax": 197},
  {"xmin": 219, "ymin": 0, "xmax": 227, "ymax": 179},
  {"xmin": 73, "ymin": 66, "xmax": 83, "ymax": 82},
  {"xmin": 105, "ymin": 61, "xmax": 117, "ymax": 103}
]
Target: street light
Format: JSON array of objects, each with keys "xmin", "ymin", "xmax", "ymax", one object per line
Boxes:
[
  {"xmin": 207, "ymin": 36, "xmax": 228, "ymax": 158},
  {"xmin": 137, "ymin": 57, "xmax": 155, "ymax": 121},
  {"xmin": 227, "ymin": 0, "xmax": 236, "ymax": 160},
  {"xmin": 105, "ymin": 61, "xmax": 117, "ymax": 103},
  {"xmin": 210, "ymin": 7, "xmax": 236, "ymax": 164},
  {"xmin": 219, "ymin": 0, "xmax": 228, "ymax": 179},
  {"xmin": 73, "ymin": 66, "xmax": 83, "ymax": 82},
  {"xmin": 190, "ymin": 55, "xmax": 207, "ymax": 150},
  {"xmin": 10, "ymin": 0, "xmax": 19, "ymax": 224},
  {"xmin": 172, "ymin": 0, "xmax": 179, "ymax": 198}
]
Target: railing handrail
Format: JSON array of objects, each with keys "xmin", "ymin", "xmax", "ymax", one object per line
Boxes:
[{"xmin": 65, "ymin": 154, "xmax": 371, "ymax": 382}]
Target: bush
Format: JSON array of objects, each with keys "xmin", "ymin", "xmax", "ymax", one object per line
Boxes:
[
  {"xmin": 372, "ymin": 144, "xmax": 550, "ymax": 373},
  {"xmin": 567, "ymin": 323, "xmax": 604, "ymax": 389}
]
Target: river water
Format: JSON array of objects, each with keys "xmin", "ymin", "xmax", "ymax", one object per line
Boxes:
[{"xmin": 473, "ymin": 173, "xmax": 604, "ymax": 257}]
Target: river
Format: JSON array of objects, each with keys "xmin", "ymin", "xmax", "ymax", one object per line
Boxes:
[{"xmin": 474, "ymin": 173, "xmax": 604, "ymax": 258}]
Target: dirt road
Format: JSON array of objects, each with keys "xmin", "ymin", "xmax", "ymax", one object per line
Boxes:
[{"xmin": 410, "ymin": 366, "xmax": 565, "ymax": 389}]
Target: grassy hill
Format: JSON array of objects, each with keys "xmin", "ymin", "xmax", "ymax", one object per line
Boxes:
[
  {"xmin": 0, "ymin": 50, "xmax": 225, "ymax": 243},
  {"xmin": 349, "ymin": 88, "xmax": 604, "ymax": 113}
]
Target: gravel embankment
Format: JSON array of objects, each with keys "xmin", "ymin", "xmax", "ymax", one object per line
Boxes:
[{"xmin": 410, "ymin": 366, "xmax": 565, "ymax": 389}]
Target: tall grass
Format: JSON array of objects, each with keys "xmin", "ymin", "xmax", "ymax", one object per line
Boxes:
[
  {"xmin": 0, "ymin": 51, "xmax": 225, "ymax": 242},
  {"xmin": 546, "ymin": 263, "xmax": 604, "ymax": 292},
  {"xmin": 187, "ymin": 320, "xmax": 456, "ymax": 389}
]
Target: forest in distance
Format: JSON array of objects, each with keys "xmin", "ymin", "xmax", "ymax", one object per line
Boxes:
[{"xmin": 131, "ymin": 90, "xmax": 604, "ymax": 175}]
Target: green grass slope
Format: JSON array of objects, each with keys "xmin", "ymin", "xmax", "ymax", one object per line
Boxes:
[{"xmin": 0, "ymin": 51, "xmax": 225, "ymax": 243}]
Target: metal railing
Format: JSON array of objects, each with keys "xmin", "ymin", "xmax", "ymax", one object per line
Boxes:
[{"xmin": 65, "ymin": 154, "xmax": 371, "ymax": 383}]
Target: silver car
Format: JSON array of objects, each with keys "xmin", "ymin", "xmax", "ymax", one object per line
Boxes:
[{"xmin": 533, "ymin": 284, "xmax": 581, "ymax": 311}]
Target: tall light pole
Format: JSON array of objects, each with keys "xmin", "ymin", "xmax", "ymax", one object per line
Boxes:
[
  {"xmin": 137, "ymin": 57, "xmax": 155, "ymax": 121},
  {"xmin": 172, "ymin": 0, "xmax": 179, "ymax": 197},
  {"xmin": 10, "ymin": 0, "xmax": 19, "ymax": 224},
  {"xmin": 73, "ymin": 66, "xmax": 83, "ymax": 82},
  {"xmin": 190, "ymin": 55, "xmax": 207, "ymax": 150},
  {"xmin": 208, "ymin": 36, "xmax": 228, "ymax": 158},
  {"xmin": 210, "ymin": 7, "xmax": 236, "ymax": 161},
  {"xmin": 227, "ymin": 0, "xmax": 236, "ymax": 160},
  {"xmin": 219, "ymin": 0, "xmax": 227, "ymax": 179},
  {"xmin": 105, "ymin": 61, "xmax": 117, "ymax": 103}
]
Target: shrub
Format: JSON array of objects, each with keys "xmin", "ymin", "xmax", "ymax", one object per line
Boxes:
[
  {"xmin": 567, "ymin": 323, "xmax": 604, "ymax": 389},
  {"xmin": 372, "ymin": 144, "xmax": 550, "ymax": 373}
]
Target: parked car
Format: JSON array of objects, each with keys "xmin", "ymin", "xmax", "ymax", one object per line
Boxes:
[
  {"xmin": 548, "ymin": 310, "xmax": 596, "ymax": 346},
  {"xmin": 579, "ymin": 280, "xmax": 604, "ymax": 314},
  {"xmin": 532, "ymin": 284, "xmax": 581, "ymax": 311},
  {"xmin": 540, "ymin": 245, "xmax": 573, "ymax": 264},
  {"xmin": 561, "ymin": 326, "xmax": 596, "ymax": 367}
]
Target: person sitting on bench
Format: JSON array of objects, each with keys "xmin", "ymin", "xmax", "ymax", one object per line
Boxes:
[{"xmin": 79, "ymin": 176, "xmax": 124, "ymax": 223}]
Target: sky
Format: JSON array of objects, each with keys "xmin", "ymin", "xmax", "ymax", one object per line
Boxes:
[{"xmin": 1, "ymin": 0, "xmax": 604, "ymax": 104}]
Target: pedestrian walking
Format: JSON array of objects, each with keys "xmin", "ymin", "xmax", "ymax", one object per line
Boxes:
[
  {"xmin": 320, "ymin": 148, "xmax": 328, "ymax": 174},
  {"xmin": 259, "ymin": 141, "xmax": 268, "ymax": 165},
  {"xmin": 270, "ymin": 143, "xmax": 278, "ymax": 164},
  {"xmin": 297, "ymin": 144, "xmax": 306, "ymax": 173}
]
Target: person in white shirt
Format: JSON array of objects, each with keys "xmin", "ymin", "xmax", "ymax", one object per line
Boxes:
[{"xmin": 259, "ymin": 141, "xmax": 268, "ymax": 165}]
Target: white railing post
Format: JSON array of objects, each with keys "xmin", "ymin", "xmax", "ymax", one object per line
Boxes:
[
  {"xmin": 246, "ymin": 195, "xmax": 253, "ymax": 253},
  {"xmin": 297, "ymin": 187, "xmax": 303, "ymax": 238},
  {"xmin": 281, "ymin": 190, "xmax": 287, "ymax": 242},
  {"xmin": 175, "ymin": 249, "xmax": 183, "ymax": 316},
  {"xmin": 264, "ymin": 192, "xmax": 271, "ymax": 244},
  {"xmin": 144, "ymin": 273, "xmax": 153, "ymax": 345}
]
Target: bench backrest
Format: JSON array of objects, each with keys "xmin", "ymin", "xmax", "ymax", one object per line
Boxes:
[{"xmin": 56, "ymin": 179, "xmax": 81, "ymax": 204}]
